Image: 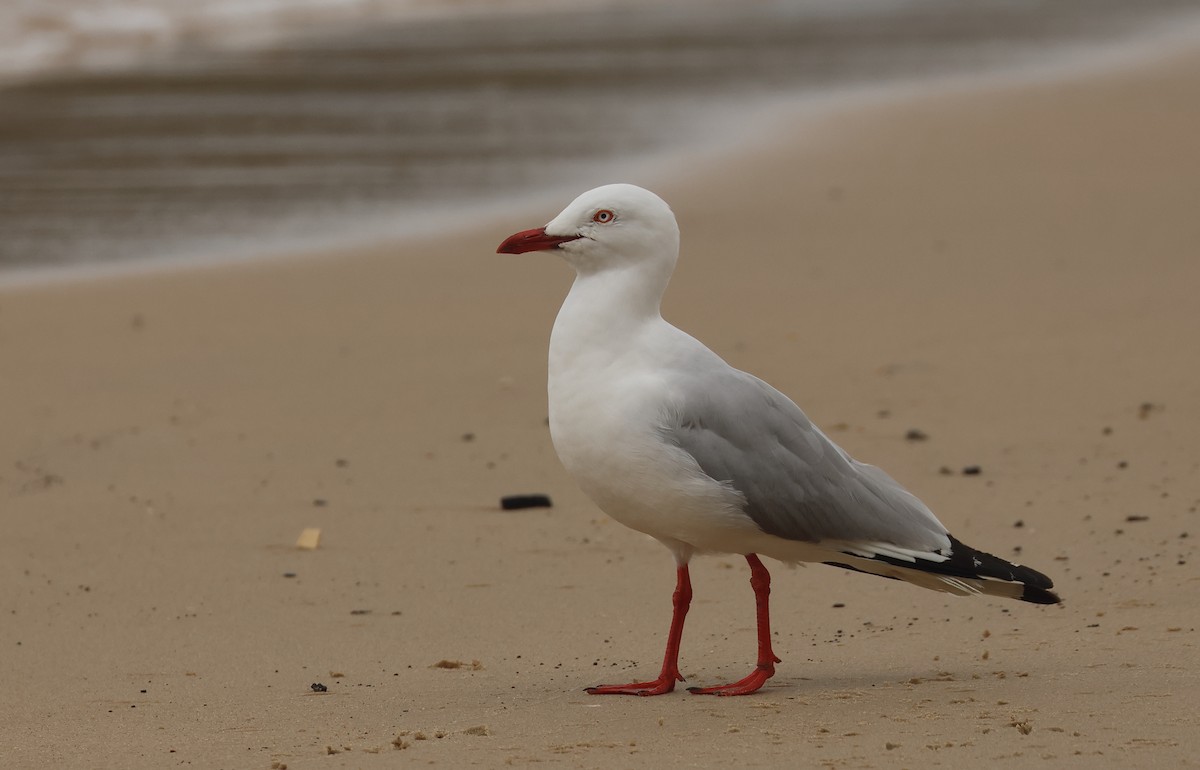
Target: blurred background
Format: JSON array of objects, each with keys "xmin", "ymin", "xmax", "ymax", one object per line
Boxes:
[{"xmin": 1, "ymin": 0, "xmax": 1197, "ymax": 276}]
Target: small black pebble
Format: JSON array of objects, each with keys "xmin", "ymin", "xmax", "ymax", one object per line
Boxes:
[
  {"xmin": 1014, "ymin": 520, "xmax": 1025, "ymax": 528},
  {"xmin": 1125, "ymin": 514, "xmax": 1149, "ymax": 522},
  {"xmin": 501, "ymin": 494, "xmax": 553, "ymax": 510},
  {"xmin": 311, "ymin": 683, "xmax": 328, "ymax": 692},
  {"xmin": 140, "ymin": 689, "xmax": 147, "ymax": 693},
  {"xmin": 832, "ymin": 603, "xmax": 845, "ymax": 608},
  {"xmin": 904, "ymin": 428, "xmax": 928, "ymax": 442},
  {"xmin": 962, "ymin": 465, "xmax": 982, "ymax": 475},
  {"xmin": 1117, "ymin": 461, "xmax": 1128, "ymax": 469},
  {"xmin": 283, "ymin": 572, "xmax": 297, "ymax": 578},
  {"xmin": 350, "ymin": 609, "xmax": 371, "ymax": 615}
]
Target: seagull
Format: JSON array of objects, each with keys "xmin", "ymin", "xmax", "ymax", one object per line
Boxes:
[{"xmin": 497, "ymin": 183, "xmax": 1060, "ymax": 697}]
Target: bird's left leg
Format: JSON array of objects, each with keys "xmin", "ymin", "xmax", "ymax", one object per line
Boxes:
[{"xmin": 688, "ymin": 553, "xmax": 781, "ymax": 696}]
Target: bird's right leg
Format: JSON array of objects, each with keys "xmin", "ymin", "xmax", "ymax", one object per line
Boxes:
[{"xmin": 586, "ymin": 564, "xmax": 692, "ymax": 696}]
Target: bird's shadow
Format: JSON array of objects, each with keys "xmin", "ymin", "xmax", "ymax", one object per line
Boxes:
[{"xmin": 682, "ymin": 665, "xmax": 970, "ymax": 699}]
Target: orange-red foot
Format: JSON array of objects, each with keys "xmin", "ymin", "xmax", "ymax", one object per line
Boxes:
[
  {"xmin": 586, "ymin": 674, "xmax": 681, "ymax": 696},
  {"xmin": 687, "ymin": 664, "xmax": 775, "ymax": 696}
]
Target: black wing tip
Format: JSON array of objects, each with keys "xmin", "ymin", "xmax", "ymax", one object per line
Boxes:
[
  {"xmin": 832, "ymin": 534, "xmax": 1062, "ymax": 602},
  {"xmin": 1000, "ymin": 561, "xmax": 1055, "ymax": 592},
  {"xmin": 826, "ymin": 555, "xmax": 1063, "ymax": 604},
  {"xmin": 947, "ymin": 535, "xmax": 1055, "ymax": 590}
]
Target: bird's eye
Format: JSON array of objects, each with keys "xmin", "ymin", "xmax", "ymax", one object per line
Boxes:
[{"xmin": 593, "ymin": 209, "xmax": 615, "ymax": 224}]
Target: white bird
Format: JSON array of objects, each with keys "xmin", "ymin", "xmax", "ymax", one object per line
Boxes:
[{"xmin": 497, "ymin": 183, "xmax": 1059, "ymax": 697}]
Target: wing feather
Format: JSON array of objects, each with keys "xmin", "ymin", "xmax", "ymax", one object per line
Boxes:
[{"xmin": 660, "ymin": 368, "xmax": 949, "ymax": 552}]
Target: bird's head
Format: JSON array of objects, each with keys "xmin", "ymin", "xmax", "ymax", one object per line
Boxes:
[{"xmin": 496, "ymin": 184, "xmax": 680, "ymax": 276}]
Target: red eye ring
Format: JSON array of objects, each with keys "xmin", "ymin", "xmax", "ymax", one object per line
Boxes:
[{"xmin": 593, "ymin": 209, "xmax": 615, "ymax": 224}]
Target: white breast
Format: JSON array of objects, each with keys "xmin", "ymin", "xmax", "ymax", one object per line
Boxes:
[{"xmin": 548, "ymin": 317, "xmax": 760, "ymax": 555}]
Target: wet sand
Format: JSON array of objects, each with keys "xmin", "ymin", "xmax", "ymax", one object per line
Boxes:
[{"xmin": 2, "ymin": 42, "xmax": 1199, "ymax": 769}]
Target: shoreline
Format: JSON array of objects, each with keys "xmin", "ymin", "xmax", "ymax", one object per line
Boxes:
[
  {"xmin": 2, "ymin": 26, "xmax": 1198, "ymax": 769},
  {"xmin": 4, "ymin": 5, "xmax": 1200, "ymax": 290}
]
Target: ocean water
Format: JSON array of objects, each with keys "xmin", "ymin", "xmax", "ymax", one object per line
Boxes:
[{"xmin": 1, "ymin": 0, "xmax": 1197, "ymax": 278}]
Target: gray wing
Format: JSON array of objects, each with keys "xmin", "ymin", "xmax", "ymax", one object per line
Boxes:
[{"xmin": 661, "ymin": 367, "xmax": 949, "ymax": 550}]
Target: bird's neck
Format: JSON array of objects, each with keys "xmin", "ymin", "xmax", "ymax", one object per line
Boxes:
[
  {"xmin": 549, "ymin": 261, "xmax": 671, "ymax": 373},
  {"xmin": 560, "ymin": 260, "xmax": 670, "ymax": 330}
]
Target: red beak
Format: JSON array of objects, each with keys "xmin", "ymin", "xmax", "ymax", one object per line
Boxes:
[{"xmin": 496, "ymin": 227, "xmax": 580, "ymax": 254}]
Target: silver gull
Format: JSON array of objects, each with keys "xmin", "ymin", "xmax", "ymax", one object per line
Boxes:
[{"xmin": 497, "ymin": 183, "xmax": 1059, "ymax": 696}]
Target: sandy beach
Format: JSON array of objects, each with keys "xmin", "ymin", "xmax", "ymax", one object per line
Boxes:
[{"xmin": 2, "ymin": 40, "xmax": 1199, "ymax": 769}]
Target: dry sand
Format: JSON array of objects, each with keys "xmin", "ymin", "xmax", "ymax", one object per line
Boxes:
[{"xmin": 2, "ymin": 44, "xmax": 1199, "ymax": 769}]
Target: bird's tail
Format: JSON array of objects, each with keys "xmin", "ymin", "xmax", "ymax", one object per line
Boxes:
[{"xmin": 824, "ymin": 535, "xmax": 1060, "ymax": 605}]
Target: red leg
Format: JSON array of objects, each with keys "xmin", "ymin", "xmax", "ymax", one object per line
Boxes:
[
  {"xmin": 586, "ymin": 564, "xmax": 692, "ymax": 696},
  {"xmin": 688, "ymin": 554, "xmax": 781, "ymax": 696}
]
